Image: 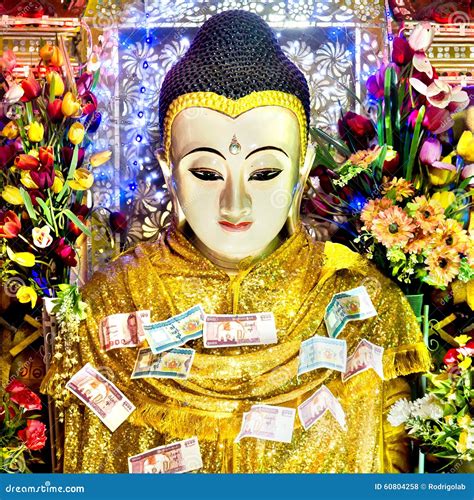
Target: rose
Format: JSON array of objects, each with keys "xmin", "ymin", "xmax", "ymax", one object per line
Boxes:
[
  {"xmin": 17, "ymin": 420, "xmax": 47, "ymax": 451},
  {"xmin": 337, "ymin": 111, "xmax": 375, "ymax": 150},
  {"xmin": 5, "ymin": 379, "xmax": 42, "ymax": 411}
]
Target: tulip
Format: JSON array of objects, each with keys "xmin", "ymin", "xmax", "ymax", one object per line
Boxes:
[
  {"xmin": 4, "ymin": 84, "xmax": 24, "ymax": 105},
  {"xmin": 39, "ymin": 146, "xmax": 54, "ymax": 169},
  {"xmin": 392, "ymin": 36, "xmax": 413, "ymax": 65},
  {"xmin": 366, "ymin": 66, "xmax": 386, "ymax": 100},
  {"xmin": 90, "ymin": 150, "xmax": 112, "ymax": 167},
  {"xmin": 51, "ymin": 171, "xmax": 64, "ymax": 194},
  {"xmin": 20, "ymin": 73, "xmax": 41, "ymax": 101},
  {"xmin": 16, "ymin": 285, "xmax": 38, "ymax": 308},
  {"xmin": 431, "ymin": 191, "xmax": 456, "ymax": 210},
  {"xmin": 20, "ymin": 171, "xmax": 39, "ymax": 189},
  {"xmin": 68, "ymin": 168, "xmax": 94, "ymax": 190},
  {"xmin": 46, "ymin": 99, "xmax": 64, "ymax": 123},
  {"xmin": 1, "ymin": 186, "xmax": 24, "ymax": 205},
  {"xmin": 419, "ymin": 137, "xmax": 442, "ymax": 165},
  {"xmin": 338, "ymin": 111, "xmax": 375, "ymax": 150},
  {"xmin": 32, "ymin": 225, "xmax": 53, "ymax": 248},
  {"xmin": 81, "ymin": 92, "xmax": 97, "ymax": 116},
  {"xmin": 6, "ymin": 247, "xmax": 35, "ymax": 267},
  {"xmin": 67, "ymin": 122, "xmax": 85, "ymax": 145},
  {"xmin": 28, "ymin": 190, "xmax": 46, "ymax": 207},
  {"xmin": 61, "ymin": 92, "xmax": 81, "ymax": 117},
  {"xmin": 27, "ymin": 121, "xmax": 44, "ymax": 143},
  {"xmin": 429, "ymin": 152, "xmax": 457, "ymax": 186},
  {"xmin": 461, "ymin": 164, "xmax": 474, "ymax": 185},
  {"xmin": 39, "ymin": 43, "xmax": 54, "ymax": 62},
  {"xmin": 85, "ymin": 111, "xmax": 101, "ymax": 134},
  {"xmin": 50, "ymin": 46, "xmax": 64, "ymax": 67},
  {"xmin": 422, "ymin": 106, "xmax": 454, "ymax": 134},
  {"xmin": 46, "ymin": 71, "xmax": 65, "ymax": 97},
  {"xmin": 408, "ymin": 21, "xmax": 435, "ymax": 51},
  {"xmin": 62, "ymin": 146, "xmax": 85, "ymax": 169},
  {"xmin": 14, "ymin": 154, "xmax": 40, "ymax": 170},
  {"xmin": 109, "ymin": 211, "xmax": 128, "ymax": 234},
  {"xmin": 30, "ymin": 163, "xmax": 55, "ymax": 190},
  {"xmin": 54, "ymin": 237, "xmax": 77, "ymax": 267},
  {"xmin": 456, "ymin": 131, "xmax": 474, "ymax": 163},
  {"xmin": 0, "ymin": 210, "xmax": 21, "ymax": 238},
  {"xmin": 76, "ymin": 72, "xmax": 93, "ymax": 96},
  {"xmin": 1, "ymin": 121, "xmax": 19, "ymax": 140},
  {"xmin": 68, "ymin": 214, "xmax": 85, "ymax": 237},
  {"xmin": 383, "ymin": 147, "xmax": 400, "ymax": 175}
]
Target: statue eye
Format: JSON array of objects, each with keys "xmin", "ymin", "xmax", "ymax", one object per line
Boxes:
[
  {"xmin": 248, "ymin": 169, "xmax": 283, "ymax": 181},
  {"xmin": 189, "ymin": 169, "xmax": 224, "ymax": 181}
]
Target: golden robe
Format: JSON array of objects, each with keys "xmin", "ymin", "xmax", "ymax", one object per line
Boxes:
[{"xmin": 41, "ymin": 225, "xmax": 431, "ymax": 473}]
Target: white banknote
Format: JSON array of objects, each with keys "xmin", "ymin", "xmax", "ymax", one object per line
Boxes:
[
  {"xmin": 128, "ymin": 437, "xmax": 203, "ymax": 473},
  {"xmin": 203, "ymin": 312, "xmax": 277, "ymax": 348},
  {"xmin": 297, "ymin": 385, "xmax": 346, "ymax": 431},
  {"xmin": 143, "ymin": 305, "xmax": 204, "ymax": 354},
  {"xmin": 235, "ymin": 404, "xmax": 296, "ymax": 443},
  {"xmin": 66, "ymin": 363, "xmax": 135, "ymax": 432},
  {"xmin": 324, "ymin": 286, "xmax": 377, "ymax": 338},
  {"xmin": 342, "ymin": 339, "xmax": 384, "ymax": 383},
  {"xmin": 298, "ymin": 335, "xmax": 347, "ymax": 376},
  {"xmin": 131, "ymin": 347, "xmax": 195, "ymax": 380},
  {"xmin": 99, "ymin": 310, "xmax": 150, "ymax": 352}
]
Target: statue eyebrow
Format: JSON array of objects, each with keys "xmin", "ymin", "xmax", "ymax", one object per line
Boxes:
[
  {"xmin": 182, "ymin": 147, "xmax": 226, "ymax": 159},
  {"xmin": 245, "ymin": 146, "xmax": 289, "ymax": 159}
]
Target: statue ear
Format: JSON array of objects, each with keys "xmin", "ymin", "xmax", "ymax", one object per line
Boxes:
[
  {"xmin": 155, "ymin": 148, "xmax": 186, "ymax": 228},
  {"xmin": 286, "ymin": 143, "xmax": 316, "ymax": 234}
]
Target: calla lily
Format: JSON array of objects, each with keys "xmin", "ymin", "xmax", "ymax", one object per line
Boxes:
[
  {"xmin": 27, "ymin": 121, "xmax": 44, "ymax": 143},
  {"xmin": 32, "ymin": 226, "xmax": 53, "ymax": 248},
  {"xmin": 456, "ymin": 131, "xmax": 474, "ymax": 163},
  {"xmin": 46, "ymin": 71, "xmax": 65, "ymax": 97},
  {"xmin": 419, "ymin": 137, "xmax": 442, "ymax": 165},
  {"xmin": 408, "ymin": 21, "xmax": 435, "ymax": 51},
  {"xmin": 410, "ymin": 78, "xmax": 469, "ymax": 111},
  {"xmin": 61, "ymin": 92, "xmax": 81, "ymax": 117},
  {"xmin": 461, "ymin": 164, "xmax": 474, "ymax": 185},
  {"xmin": 68, "ymin": 168, "xmax": 94, "ymax": 190},
  {"xmin": 6, "ymin": 247, "xmax": 35, "ymax": 267},
  {"xmin": 4, "ymin": 84, "xmax": 24, "ymax": 104},
  {"xmin": 1, "ymin": 121, "xmax": 19, "ymax": 140},
  {"xmin": 2, "ymin": 186, "xmax": 24, "ymax": 205},
  {"xmin": 16, "ymin": 285, "xmax": 38, "ymax": 308},
  {"xmin": 431, "ymin": 191, "xmax": 456, "ymax": 210},
  {"xmin": 90, "ymin": 150, "xmax": 112, "ymax": 167},
  {"xmin": 67, "ymin": 122, "xmax": 85, "ymax": 145}
]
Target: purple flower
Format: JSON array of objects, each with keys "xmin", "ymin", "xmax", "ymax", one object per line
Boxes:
[{"xmin": 419, "ymin": 137, "xmax": 442, "ymax": 165}]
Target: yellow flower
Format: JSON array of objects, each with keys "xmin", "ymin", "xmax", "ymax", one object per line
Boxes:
[
  {"xmin": 431, "ymin": 191, "xmax": 456, "ymax": 210},
  {"xmin": 90, "ymin": 150, "xmax": 112, "ymax": 167},
  {"xmin": 68, "ymin": 168, "xmax": 94, "ymax": 190},
  {"xmin": 67, "ymin": 122, "xmax": 85, "ymax": 145},
  {"xmin": 52, "ymin": 170, "xmax": 64, "ymax": 193},
  {"xmin": 458, "ymin": 414, "xmax": 472, "ymax": 428},
  {"xmin": 454, "ymin": 334, "xmax": 471, "ymax": 346},
  {"xmin": 27, "ymin": 121, "xmax": 44, "ymax": 142},
  {"xmin": 16, "ymin": 285, "xmax": 37, "ymax": 308},
  {"xmin": 6, "ymin": 247, "xmax": 36, "ymax": 267},
  {"xmin": 457, "ymin": 131, "xmax": 474, "ymax": 163},
  {"xmin": 61, "ymin": 92, "xmax": 81, "ymax": 117},
  {"xmin": 46, "ymin": 71, "xmax": 65, "ymax": 97},
  {"xmin": 459, "ymin": 356, "xmax": 472, "ymax": 370},
  {"xmin": 457, "ymin": 430, "xmax": 468, "ymax": 453},
  {"xmin": 1, "ymin": 121, "xmax": 19, "ymax": 139},
  {"xmin": 20, "ymin": 171, "xmax": 39, "ymax": 189},
  {"xmin": 1, "ymin": 186, "xmax": 24, "ymax": 205}
]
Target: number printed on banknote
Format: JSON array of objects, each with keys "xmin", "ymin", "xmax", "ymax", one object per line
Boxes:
[
  {"xmin": 131, "ymin": 347, "xmax": 195, "ymax": 379},
  {"xmin": 99, "ymin": 310, "xmax": 150, "ymax": 352},
  {"xmin": 297, "ymin": 385, "xmax": 346, "ymax": 431},
  {"xmin": 143, "ymin": 305, "xmax": 204, "ymax": 354},
  {"xmin": 203, "ymin": 312, "xmax": 277, "ymax": 348},
  {"xmin": 235, "ymin": 404, "xmax": 296, "ymax": 443},
  {"xmin": 128, "ymin": 437, "xmax": 203, "ymax": 474},
  {"xmin": 341, "ymin": 339, "xmax": 384, "ymax": 383},
  {"xmin": 66, "ymin": 363, "xmax": 135, "ymax": 432},
  {"xmin": 298, "ymin": 335, "xmax": 347, "ymax": 376}
]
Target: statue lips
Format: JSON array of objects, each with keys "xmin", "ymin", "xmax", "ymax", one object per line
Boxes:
[{"xmin": 218, "ymin": 220, "xmax": 253, "ymax": 232}]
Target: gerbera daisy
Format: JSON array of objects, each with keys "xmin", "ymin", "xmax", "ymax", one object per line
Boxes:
[
  {"xmin": 408, "ymin": 195, "xmax": 445, "ymax": 233},
  {"xmin": 347, "ymin": 146, "xmax": 381, "ymax": 168},
  {"xmin": 381, "ymin": 177, "xmax": 415, "ymax": 202},
  {"xmin": 371, "ymin": 206, "xmax": 417, "ymax": 248},
  {"xmin": 360, "ymin": 197, "xmax": 393, "ymax": 230},
  {"xmin": 405, "ymin": 230, "xmax": 435, "ymax": 254},
  {"xmin": 435, "ymin": 218, "xmax": 470, "ymax": 254},
  {"xmin": 425, "ymin": 246, "xmax": 461, "ymax": 287}
]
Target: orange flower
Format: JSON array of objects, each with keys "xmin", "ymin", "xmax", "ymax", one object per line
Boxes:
[
  {"xmin": 434, "ymin": 218, "xmax": 470, "ymax": 254},
  {"xmin": 347, "ymin": 147, "xmax": 381, "ymax": 168},
  {"xmin": 371, "ymin": 206, "xmax": 417, "ymax": 248},
  {"xmin": 360, "ymin": 197, "xmax": 394, "ymax": 230},
  {"xmin": 408, "ymin": 196, "xmax": 445, "ymax": 233},
  {"xmin": 405, "ymin": 231, "xmax": 435, "ymax": 254},
  {"xmin": 381, "ymin": 177, "xmax": 415, "ymax": 202},
  {"xmin": 425, "ymin": 246, "xmax": 461, "ymax": 287}
]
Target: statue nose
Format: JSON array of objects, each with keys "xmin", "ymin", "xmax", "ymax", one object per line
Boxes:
[{"xmin": 219, "ymin": 176, "xmax": 252, "ymax": 221}]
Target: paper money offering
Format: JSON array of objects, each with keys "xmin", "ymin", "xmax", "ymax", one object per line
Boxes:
[
  {"xmin": 235, "ymin": 404, "xmax": 296, "ymax": 443},
  {"xmin": 128, "ymin": 437, "xmax": 203, "ymax": 474},
  {"xmin": 342, "ymin": 339, "xmax": 384, "ymax": 383},
  {"xmin": 298, "ymin": 385, "xmax": 346, "ymax": 431},
  {"xmin": 143, "ymin": 305, "xmax": 204, "ymax": 354},
  {"xmin": 66, "ymin": 363, "xmax": 135, "ymax": 432},
  {"xmin": 131, "ymin": 347, "xmax": 195, "ymax": 379},
  {"xmin": 99, "ymin": 310, "xmax": 150, "ymax": 352},
  {"xmin": 298, "ymin": 335, "xmax": 347, "ymax": 376},
  {"xmin": 324, "ymin": 286, "xmax": 377, "ymax": 338},
  {"xmin": 203, "ymin": 312, "xmax": 277, "ymax": 348}
]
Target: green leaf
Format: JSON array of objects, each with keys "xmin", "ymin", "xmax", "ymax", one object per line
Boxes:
[
  {"xmin": 405, "ymin": 105, "xmax": 425, "ymax": 181},
  {"xmin": 19, "ymin": 188, "xmax": 37, "ymax": 223},
  {"xmin": 310, "ymin": 127, "xmax": 351, "ymax": 157},
  {"xmin": 63, "ymin": 209, "xmax": 92, "ymax": 237},
  {"xmin": 56, "ymin": 144, "xmax": 79, "ymax": 203},
  {"xmin": 36, "ymin": 198, "xmax": 54, "ymax": 227},
  {"xmin": 48, "ymin": 75, "xmax": 55, "ymax": 104},
  {"xmin": 383, "ymin": 66, "xmax": 393, "ymax": 146}
]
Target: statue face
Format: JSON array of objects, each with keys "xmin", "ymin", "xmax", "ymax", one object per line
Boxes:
[{"xmin": 168, "ymin": 106, "xmax": 301, "ymax": 262}]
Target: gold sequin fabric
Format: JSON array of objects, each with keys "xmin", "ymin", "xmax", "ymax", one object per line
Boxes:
[{"xmin": 41, "ymin": 225, "xmax": 431, "ymax": 473}]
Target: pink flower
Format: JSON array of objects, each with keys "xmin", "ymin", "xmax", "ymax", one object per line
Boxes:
[
  {"xmin": 0, "ymin": 49, "xmax": 17, "ymax": 72},
  {"xmin": 410, "ymin": 78, "xmax": 469, "ymax": 111},
  {"xmin": 408, "ymin": 22, "xmax": 436, "ymax": 52},
  {"xmin": 392, "ymin": 36, "xmax": 413, "ymax": 66},
  {"xmin": 5, "ymin": 379, "xmax": 42, "ymax": 411},
  {"xmin": 422, "ymin": 106, "xmax": 454, "ymax": 134},
  {"xmin": 54, "ymin": 237, "xmax": 77, "ymax": 267},
  {"xmin": 461, "ymin": 164, "xmax": 474, "ymax": 185},
  {"xmin": 18, "ymin": 420, "xmax": 47, "ymax": 451},
  {"xmin": 419, "ymin": 137, "xmax": 442, "ymax": 165}
]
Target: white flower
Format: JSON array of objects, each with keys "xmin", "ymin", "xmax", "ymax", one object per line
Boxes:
[
  {"xmin": 4, "ymin": 84, "xmax": 24, "ymax": 104},
  {"xmin": 409, "ymin": 78, "xmax": 469, "ymax": 111},
  {"xmin": 411, "ymin": 394, "xmax": 444, "ymax": 420},
  {"xmin": 32, "ymin": 226, "xmax": 53, "ymax": 248},
  {"xmin": 388, "ymin": 398, "xmax": 413, "ymax": 426},
  {"xmin": 408, "ymin": 21, "xmax": 436, "ymax": 52}
]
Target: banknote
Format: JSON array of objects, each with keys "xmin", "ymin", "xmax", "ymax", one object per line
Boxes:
[
  {"xmin": 324, "ymin": 286, "xmax": 377, "ymax": 338},
  {"xmin": 131, "ymin": 347, "xmax": 195, "ymax": 379},
  {"xmin": 99, "ymin": 310, "xmax": 150, "ymax": 352},
  {"xmin": 128, "ymin": 437, "xmax": 203, "ymax": 474},
  {"xmin": 235, "ymin": 404, "xmax": 296, "ymax": 443},
  {"xmin": 203, "ymin": 312, "xmax": 277, "ymax": 348},
  {"xmin": 297, "ymin": 385, "xmax": 346, "ymax": 431},
  {"xmin": 298, "ymin": 335, "xmax": 347, "ymax": 376},
  {"xmin": 342, "ymin": 339, "xmax": 384, "ymax": 383},
  {"xmin": 143, "ymin": 305, "xmax": 204, "ymax": 354},
  {"xmin": 66, "ymin": 363, "xmax": 135, "ymax": 432}
]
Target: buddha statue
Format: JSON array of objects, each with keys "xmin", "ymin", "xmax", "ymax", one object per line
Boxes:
[{"xmin": 41, "ymin": 10, "xmax": 431, "ymax": 473}]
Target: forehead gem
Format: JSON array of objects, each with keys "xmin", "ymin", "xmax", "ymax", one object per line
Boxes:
[{"xmin": 229, "ymin": 134, "xmax": 241, "ymax": 155}]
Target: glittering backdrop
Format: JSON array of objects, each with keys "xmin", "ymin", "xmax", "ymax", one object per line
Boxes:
[{"xmin": 85, "ymin": 0, "xmax": 388, "ymax": 273}]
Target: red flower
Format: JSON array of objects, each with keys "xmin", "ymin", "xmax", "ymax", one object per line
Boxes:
[
  {"xmin": 30, "ymin": 163, "xmax": 55, "ymax": 190},
  {"xmin": 5, "ymin": 379, "xmax": 42, "ymax": 411},
  {"xmin": 0, "ymin": 210, "xmax": 21, "ymax": 238},
  {"xmin": 20, "ymin": 73, "xmax": 41, "ymax": 101},
  {"xmin": 76, "ymin": 72, "xmax": 93, "ymax": 96},
  {"xmin": 392, "ymin": 36, "xmax": 413, "ymax": 66},
  {"xmin": 61, "ymin": 146, "xmax": 85, "ymax": 169},
  {"xmin": 0, "ymin": 143, "xmax": 16, "ymax": 169},
  {"xmin": 423, "ymin": 106, "xmax": 454, "ymax": 135},
  {"xmin": 14, "ymin": 154, "xmax": 40, "ymax": 170},
  {"xmin": 109, "ymin": 211, "xmax": 128, "ymax": 234},
  {"xmin": 54, "ymin": 237, "xmax": 77, "ymax": 267},
  {"xmin": 46, "ymin": 99, "xmax": 63, "ymax": 123},
  {"xmin": 17, "ymin": 420, "xmax": 47, "ymax": 451},
  {"xmin": 81, "ymin": 92, "xmax": 97, "ymax": 116},
  {"xmin": 68, "ymin": 215, "xmax": 85, "ymax": 237},
  {"xmin": 338, "ymin": 111, "xmax": 375, "ymax": 150},
  {"xmin": 443, "ymin": 348, "xmax": 459, "ymax": 366},
  {"xmin": 39, "ymin": 146, "xmax": 54, "ymax": 169}
]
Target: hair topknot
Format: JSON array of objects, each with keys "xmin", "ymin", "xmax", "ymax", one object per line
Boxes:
[{"xmin": 158, "ymin": 10, "xmax": 310, "ymax": 145}]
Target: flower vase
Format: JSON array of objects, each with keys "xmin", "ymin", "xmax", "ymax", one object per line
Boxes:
[{"xmin": 405, "ymin": 293, "xmax": 424, "ymax": 319}]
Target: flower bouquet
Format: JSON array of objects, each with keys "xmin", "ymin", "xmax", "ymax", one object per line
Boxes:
[
  {"xmin": 309, "ymin": 22, "xmax": 474, "ymax": 294},
  {"xmin": 0, "ymin": 380, "xmax": 47, "ymax": 473}
]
